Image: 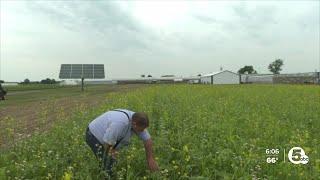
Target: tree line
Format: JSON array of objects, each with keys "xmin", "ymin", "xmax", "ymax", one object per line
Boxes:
[
  {"xmin": 238, "ymin": 59, "xmax": 284, "ymax": 74},
  {"xmin": 20, "ymin": 78, "xmax": 58, "ymax": 84}
]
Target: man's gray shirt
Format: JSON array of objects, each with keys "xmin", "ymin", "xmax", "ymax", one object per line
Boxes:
[{"xmin": 88, "ymin": 109, "xmax": 151, "ymax": 150}]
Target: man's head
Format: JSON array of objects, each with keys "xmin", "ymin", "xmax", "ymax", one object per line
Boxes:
[{"xmin": 132, "ymin": 112, "xmax": 149, "ymax": 133}]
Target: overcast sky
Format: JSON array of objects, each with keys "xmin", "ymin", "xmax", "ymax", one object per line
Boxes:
[{"xmin": 0, "ymin": 0, "xmax": 319, "ymax": 82}]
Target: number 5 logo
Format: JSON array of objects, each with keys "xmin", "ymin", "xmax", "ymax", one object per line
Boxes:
[{"xmin": 288, "ymin": 147, "xmax": 309, "ymax": 164}]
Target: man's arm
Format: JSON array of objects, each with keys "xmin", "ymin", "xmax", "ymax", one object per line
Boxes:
[
  {"xmin": 102, "ymin": 123, "xmax": 124, "ymax": 158},
  {"xmin": 144, "ymin": 138, "xmax": 159, "ymax": 171}
]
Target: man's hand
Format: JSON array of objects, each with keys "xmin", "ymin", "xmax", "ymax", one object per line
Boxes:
[
  {"xmin": 110, "ymin": 149, "xmax": 119, "ymax": 159},
  {"xmin": 103, "ymin": 143, "xmax": 118, "ymax": 158},
  {"xmin": 147, "ymin": 158, "xmax": 159, "ymax": 171}
]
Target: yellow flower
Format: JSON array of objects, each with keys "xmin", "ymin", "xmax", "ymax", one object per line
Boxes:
[
  {"xmin": 63, "ymin": 172, "xmax": 72, "ymax": 180},
  {"xmin": 185, "ymin": 155, "xmax": 190, "ymax": 162},
  {"xmin": 183, "ymin": 145, "xmax": 189, "ymax": 152},
  {"xmin": 304, "ymin": 147, "xmax": 311, "ymax": 153},
  {"xmin": 161, "ymin": 169, "xmax": 169, "ymax": 174}
]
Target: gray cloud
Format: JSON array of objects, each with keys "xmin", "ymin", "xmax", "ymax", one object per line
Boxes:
[
  {"xmin": 25, "ymin": 1, "xmax": 154, "ymax": 52},
  {"xmin": 230, "ymin": 3, "xmax": 278, "ymax": 44},
  {"xmin": 192, "ymin": 15, "xmax": 219, "ymax": 24},
  {"xmin": 1, "ymin": 1, "xmax": 319, "ymax": 81},
  {"xmin": 232, "ymin": 3, "xmax": 277, "ymax": 28},
  {"xmin": 189, "ymin": 3, "xmax": 279, "ymax": 46}
]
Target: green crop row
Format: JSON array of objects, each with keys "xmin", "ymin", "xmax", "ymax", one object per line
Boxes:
[{"xmin": 0, "ymin": 84, "xmax": 319, "ymax": 179}]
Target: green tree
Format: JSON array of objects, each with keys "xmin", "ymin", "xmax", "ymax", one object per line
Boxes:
[
  {"xmin": 24, "ymin": 78, "xmax": 30, "ymax": 84},
  {"xmin": 268, "ymin": 59, "xmax": 284, "ymax": 74},
  {"xmin": 40, "ymin": 78, "xmax": 56, "ymax": 84},
  {"xmin": 238, "ymin": 66, "xmax": 257, "ymax": 74}
]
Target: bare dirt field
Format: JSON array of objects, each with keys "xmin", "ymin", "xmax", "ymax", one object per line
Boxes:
[{"xmin": 0, "ymin": 84, "xmax": 146, "ymax": 148}]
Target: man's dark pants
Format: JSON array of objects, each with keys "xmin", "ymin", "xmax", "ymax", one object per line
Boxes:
[{"xmin": 85, "ymin": 127, "xmax": 116, "ymax": 176}]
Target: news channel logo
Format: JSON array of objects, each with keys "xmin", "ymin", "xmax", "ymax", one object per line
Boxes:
[
  {"xmin": 288, "ymin": 147, "xmax": 309, "ymax": 164},
  {"xmin": 265, "ymin": 147, "xmax": 309, "ymax": 164}
]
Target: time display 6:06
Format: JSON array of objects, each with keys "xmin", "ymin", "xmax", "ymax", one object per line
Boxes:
[{"xmin": 266, "ymin": 149, "xmax": 279, "ymax": 154}]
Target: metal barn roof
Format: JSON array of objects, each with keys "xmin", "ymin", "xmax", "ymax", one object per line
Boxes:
[{"xmin": 202, "ymin": 70, "xmax": 238, "ymax": 77}]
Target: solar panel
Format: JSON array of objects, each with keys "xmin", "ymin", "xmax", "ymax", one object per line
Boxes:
[{"xmin": 59, "ymin": 64, "xmax": 105, "ymax": 79}]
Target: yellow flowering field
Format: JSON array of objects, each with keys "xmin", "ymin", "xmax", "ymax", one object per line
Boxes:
[{"xmin": 0, "ymin": 84, "xmax": 319, "ymax": 179}]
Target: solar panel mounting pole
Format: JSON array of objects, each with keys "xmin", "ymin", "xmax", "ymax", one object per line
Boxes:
[
  {"xmin": 81, "ymin": 64, "xmax": 84, "ymax": 91},
  {"xmin": 81, "ymin": 77, "xmax": 84, "ymax": 91}
]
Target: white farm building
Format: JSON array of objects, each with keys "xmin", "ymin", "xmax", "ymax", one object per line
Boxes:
[{"xmin": 200, "ymin": 70, "xmax": 240, "ymax": 84}]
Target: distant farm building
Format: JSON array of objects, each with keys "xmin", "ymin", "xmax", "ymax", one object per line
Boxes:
[
  {"xmin": 161, "ymin": 75, "xmax": 175, "ymax": 78},
  {"xmin": 2, "ymin": 82, "xmax": 18, "ymax": 86},
  {"xmin": 240, "ymin": 72, "xmax": 320, "ymax": 84},
  {"xmin": 200, "ymin": 70, "xmax": 240, "ymax": 84},
  {"xmin": 188, "ymin": 79, "xmax": 200, "ymax": 84},
  {"xmin": 59, "ymin": 80, "xmax": 79, "ymax": 86},
  {"xmin": 85, "ymin": 80, "xmax": 117, "ymax": 85},
  {"xmin": 240, "ymin": 74, "xmax": 274, "ymax": 84},
  {"xmin": 273, "ymin": 72, "xmax": 319, "ymax": 84}
]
